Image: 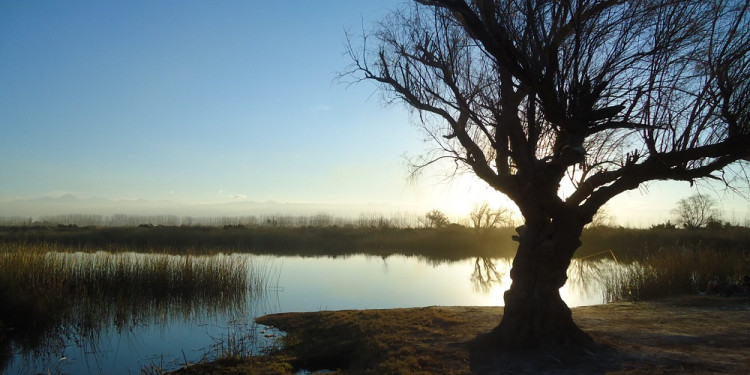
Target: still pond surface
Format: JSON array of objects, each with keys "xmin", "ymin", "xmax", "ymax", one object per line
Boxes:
[{"xmin": 5, "ymin": 254, "xmax": 611, "ymax": 374}]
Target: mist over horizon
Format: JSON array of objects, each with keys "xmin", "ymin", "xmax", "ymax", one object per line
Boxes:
[
  {"xmin": 0, "ymin": 193, "xmax": 430, "ymax": 221},
  {"xmin": 3, "ymin": 191, "xmax": 748, "ymax": 229}
]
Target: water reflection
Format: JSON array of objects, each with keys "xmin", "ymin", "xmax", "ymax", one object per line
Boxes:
[
  {"xmin": 566, "ymin": 256, "xmax": 647, "ymax": 303},
  {"xmin": 272, "ymin": 255, "xmax": 612, "ymax": 312},
  {"xmin": 467, "ymin": 256, "xmax": 621, "ymax": 304},
  {"xmin": 566, "ymin": 258, "xmax": 616, "ymax": 304},
  {"xmin": 1, "ymin": 252, "xmax": 276, "ymax": 374},
  {"xmin": 1, "ymin": 253, "xmax": 626, "ymax": 374},
  {"xmin": 470, "ymin": 257, "xmax": 509, "ymax": 294}
]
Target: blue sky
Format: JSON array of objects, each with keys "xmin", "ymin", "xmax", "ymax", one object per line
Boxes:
[{"xmin": 1, "ymin": 1, "xmax": 747, "ymax": 225}]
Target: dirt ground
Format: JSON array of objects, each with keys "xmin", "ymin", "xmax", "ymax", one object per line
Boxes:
[
  {"xmin": 572, "ymin": 295, "xmax": 750, "ymax": 375},
  {"xmin": 178, "ymin": 295, "xmax": 750, "ymax": 374}
]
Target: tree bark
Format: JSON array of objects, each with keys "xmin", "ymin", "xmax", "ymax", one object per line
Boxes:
[{"xmin": 492, "ymin": 217, "xmax": 596, "ymax": 352}]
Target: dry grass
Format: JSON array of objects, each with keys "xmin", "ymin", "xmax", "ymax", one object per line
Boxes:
[
  {"xmin": 0, "ymin": 243, "xmax": 273, "ymax": 369},
  {"xmin": 587, "ymin": 247, "xmax": 750, "ymax": 302},
  {"xmin": 0, "ymin": 225, "xmax": 519, "ymax": 259},
  {"xmin": 174, "ymin": 296, "xmax": 750, "ymax": 374}
]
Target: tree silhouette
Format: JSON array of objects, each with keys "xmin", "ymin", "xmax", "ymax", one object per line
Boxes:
[
  {"xmin": 671, "ymin": 194, "xmax": 721, "ymax": 229},
  {"xmin": 469, "ymin": 202, "xmax": 510, "ymax": 233},
  {"xmin": 425, "ymin": 209, "xmax": 450, "ymax": 228},
  {"xmin": 345, "ymin": 0, "xmax": 749, "ymax": 352}
]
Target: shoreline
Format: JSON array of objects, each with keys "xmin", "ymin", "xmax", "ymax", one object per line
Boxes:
[{"xmin": 174, "ymin": 295, "xmax": 750, "ymax": 374}]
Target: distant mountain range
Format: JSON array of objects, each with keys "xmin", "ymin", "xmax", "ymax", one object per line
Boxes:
[{"xmin": 0, "ymin": 194, "xmax": 419, "ymax": 219}]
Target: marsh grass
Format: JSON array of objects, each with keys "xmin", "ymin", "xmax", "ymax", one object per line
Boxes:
[
  {"xmin": 0, "ymin": 225, "xmax": 518, "ymax": 259},
  {"xmin": 577, "ymin": 226, "xmax": 750, "ymax": 258},
  {"xmin": 5, "ymin": 224, "xmax": 749, "ymax": 262},
  {"xmin": 0, "ymin": 243, "xmax": 274, "ymax": 370},
  {"xmin": 206, "ymin": 323, "xmax": 278, "ymax": 360},
  {"xmin": 140, "ymin": 326, "xmax": 263, "ymax": 375},
  {"xmin": 572, "ymin": 246, "xmax": 750, "ymax": 303},
  {"xmin": 141, "ymin": 322, "xmax": 286, "ymax": 374}
]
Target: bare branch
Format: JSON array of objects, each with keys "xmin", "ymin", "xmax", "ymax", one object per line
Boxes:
[{"xmin": 343, "ymin": 0, "xmax": 750, "ymax": 225}]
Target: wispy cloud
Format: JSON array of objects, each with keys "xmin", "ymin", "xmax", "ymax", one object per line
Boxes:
[{"xmin": 218, "ymin": 189, "xmax": 247, "ymax": 200}]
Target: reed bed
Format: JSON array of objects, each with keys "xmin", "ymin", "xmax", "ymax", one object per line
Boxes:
[
  {"xmin": 574, "ymin": 246, "xmax": 750, "ymax": 303},
  {"xmin": 0, "ymin": 225, "xmax": 519, "ymax": 260},
  {"xmin": 0, "ymin": 243, "xmax": 275, "ymax": 367}
]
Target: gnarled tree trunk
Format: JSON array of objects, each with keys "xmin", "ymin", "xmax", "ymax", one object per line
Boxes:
[
  {"xmin": 492, "ymin": 216, "xmax": 596, "ymax": 352},
  {"xmin": 348, "ymin": 0, "xmax": 750, "ymax": 358}
]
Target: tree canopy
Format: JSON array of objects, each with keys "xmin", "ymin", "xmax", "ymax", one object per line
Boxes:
[
  {"xmin": 672, "ymin": 193, "xmax": 721, "ymax": 229},
  {"xmin": 346, "ymin": 0, "xmax": 750, "ymax": 352},
  {"xmin": 346, "ymin": 0, "xmax": 749, "ymax": 224}
]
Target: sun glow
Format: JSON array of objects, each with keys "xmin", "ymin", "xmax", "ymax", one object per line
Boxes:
[
  {"xmin": 426, "ymin": 171, "xmax": 593, "ymax": 225},
  {"xmin": 558, "ymin": 177, "xmax": 578, "ymax": 201},
  {"xmin": 428, "ymin": 174, "xmax": 521, "ymax": 223}
]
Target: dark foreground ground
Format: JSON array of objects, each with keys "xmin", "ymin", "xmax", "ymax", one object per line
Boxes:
[{"xmin": 174, "ymin": 295, "xmax": 750, "ymax": 374}]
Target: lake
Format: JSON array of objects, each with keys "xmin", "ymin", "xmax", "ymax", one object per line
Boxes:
[{"xmin": 3, "ymin": 253, "xmax": 612, "ymax": 374}]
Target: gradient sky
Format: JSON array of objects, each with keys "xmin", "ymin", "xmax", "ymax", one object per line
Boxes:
[{"xmin": 1, "ymin": 1, "xmax": 748, "ymax": 226}]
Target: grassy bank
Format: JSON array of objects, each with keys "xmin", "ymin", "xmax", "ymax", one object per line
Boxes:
[
  {"xmin": 3, "ymin": 224, "xmax": 750, "ymax": 261},
  {"xmin": 2, "ymin": 226, "xmax": 748, "ymax": 306},
  {"xmin": 587, "ymin": 247, "xmax": 750, "ymax": 302},
  {"xmin": 576, "ymin": 225, "xmax": 750, "ymax": 258},
  {"xmin": 0, "ymin": 225, "xmax": 518, "ymax": 259},
  {"xmin": 172, "ymin": 296, "xmax": 750, "ymax": 374}
]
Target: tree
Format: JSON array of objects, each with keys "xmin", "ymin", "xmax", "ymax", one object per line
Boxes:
[
  {"xmin": 587, "ymin": 204, "xmax": 613, "ymax": 228},
  {"xmin": 469, "ymin": 202, "xmax": 510, "ymax": 233},
  {"xmin": 471, "ymin": 257, "xmax": 505, "ymax": 293},
  {"xmin": 671, "ymin": 194, "xmax": 721, "ymax": 229},
  {"xmin": 345, "ymin": 0, "xmax": 750, "ymax": 352},
  {"xmin": 424, "ymin": 209, "xmax": 450, "ymax": 228}
]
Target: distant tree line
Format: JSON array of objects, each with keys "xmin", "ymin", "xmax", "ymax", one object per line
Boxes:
[
  {"xmin": 3, "ymin": 194, "xmax": 745, "ymax": 230},
  {"xmin": 0, "ymin": 204, "xmax": 523, "ymax": 231},
  {"xmin": 0, "ymin": 212, "xmax": 432, "ymax": 229}
]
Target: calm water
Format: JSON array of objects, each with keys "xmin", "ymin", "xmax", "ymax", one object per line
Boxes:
[{"xmin": 5, "ymin": 254, "xmax": 611, "ymax": 374}]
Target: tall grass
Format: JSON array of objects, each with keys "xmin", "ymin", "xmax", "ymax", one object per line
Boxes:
[
  {"xmin": 0, "ymin": 225, "xmax": 519, "ymax": 260},
  {"xmin": 0, "ymin": 243, "xmax": 274, "ymax": 368},
  {"xmin": 574, "ymin": 246, "xmax": 750, "ymax": 303},
  {"xmin": 577, "ymin": 226, "xmax": 750, "ymax": 258}
]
